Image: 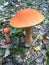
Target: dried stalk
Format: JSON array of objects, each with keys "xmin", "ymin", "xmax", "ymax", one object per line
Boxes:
[{"xmin": 24, "ymin": 35, "xmax": 39, "ymax": 62}]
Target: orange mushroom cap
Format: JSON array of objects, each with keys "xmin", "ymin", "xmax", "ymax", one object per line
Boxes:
[
  {"xmin": 10, "ymin": 8, "xmax": 45, "ymax": 28},
  {"xmin": 4, "ymin": 28, "xmax": 10, "ymax": 34}
]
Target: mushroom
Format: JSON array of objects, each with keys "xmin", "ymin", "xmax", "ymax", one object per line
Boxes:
[
  {"xmin": 3, "ymin": 28, "xmax": 10, "ymax": 43},
  {"xmin": 10, "ymin": 8, "xmax": 45, "ymax": 47}
]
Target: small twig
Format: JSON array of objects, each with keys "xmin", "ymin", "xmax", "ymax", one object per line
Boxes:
[
  {"xmin": 29, "ymin": 35, "xmax": 40, "ymax": 51},
  {"xmin": 24, "ymin": 35, "xmax": 40, "ymax": 62}
]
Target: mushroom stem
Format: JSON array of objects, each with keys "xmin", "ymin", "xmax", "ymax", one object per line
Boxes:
[
  {"xmin": 4, "ymin": 34, "xmax": 10, "ymax": 43},
  {"xmin": 25, "ymin": 27, "xmax": 32, "ymax": 46}
]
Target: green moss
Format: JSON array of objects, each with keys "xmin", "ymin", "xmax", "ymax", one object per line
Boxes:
[{"xmin": 47, "ymin": 57, "xmax": 49, "ymax": 65}]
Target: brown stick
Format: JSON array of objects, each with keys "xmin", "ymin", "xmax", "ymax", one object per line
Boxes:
[{"xmin": 24, "ymin": 35, "xmax": 39, "ymax": 61}]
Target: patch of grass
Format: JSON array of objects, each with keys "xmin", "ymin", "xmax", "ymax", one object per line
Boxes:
[
  {"xmin": 47, "ymin": 57, "xmax": 49, "ymax": 65},
  {"xmin": 46, "ymin": 49, "xmax": 49, "ymax": 65},
  {"xmin": 2, "ymin": 49, "xmax": 6, "ymax": 56},
  {"xmin": 0, "ymin": 0, "xmax": 4, "ymax": 4}
]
